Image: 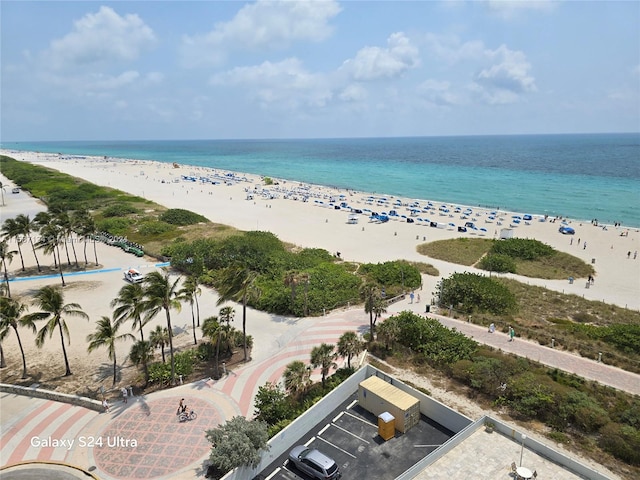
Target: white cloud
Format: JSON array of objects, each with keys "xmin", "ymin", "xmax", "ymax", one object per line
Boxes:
[
  {"xmin": 341, "ymin": 32, "xmax": 420, "ymax": 81},
  {"xmin": 339, "ymin": 84, "xmax": 368, "ymax": 102},
  {"xmin": 417, "ymin": 79, "xmax": 461, "ymax": 106},
  {"xmin": 44, "ymin": 6, "xmax": 156, "ymax": 69},
  {"xmin": 423, "ymin": 33, "xmax": 484, "ymax": 64},
  {"xmin": 210, "ymin": 58, "xmax": 332, "ymax": 108},
  {"xmin": 474, "ymin": 44, "xmax": 537, "ymax": 101},
  {"xmin": 181, "ymin": 0, "xmax": 341, "ymax": 67},
  {"xmin": 486, "ymin": 0, "xmax": 556, "ymax": 20}
]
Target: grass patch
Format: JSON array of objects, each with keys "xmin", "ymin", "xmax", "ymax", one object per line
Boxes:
[
  {"xmin": 417, "ymin": 237, "xmax": 594, "ymax": 280},
  {"xmin": 417, "ymin": 238, "xmax": 493, "ymax": 265}
]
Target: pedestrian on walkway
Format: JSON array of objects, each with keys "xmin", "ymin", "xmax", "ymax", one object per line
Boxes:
[
  {"xmin": 416, "ymin": 293, "xmax": 421, "ymax": 303},
  {"xmin": 409, "ymin": 291, "xmax": 415, "ymax": 304},
  {"xmin": 102, "ymin": 399, "xmax": 110, "ymax": 412},
  {"xmin": 488, "ymin": 323, "xmax": 496, "ymax": 333},
  {"xmin": 121, "ymin": 387, "xmax": 128, "ymax": 404},
  {"xmin": 508, "ymin": 326, "xmax": 515, "ymax": 342}
]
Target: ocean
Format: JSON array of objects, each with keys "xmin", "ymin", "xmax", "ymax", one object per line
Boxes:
[{"xmin": 3, "ymin": 133, "xmax": 640, "ymax": 227}]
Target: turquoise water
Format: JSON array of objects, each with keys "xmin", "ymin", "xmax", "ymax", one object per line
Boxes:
[{"xmin": 3, "ymin": 133, "xmax": 639, "ymax": 227}]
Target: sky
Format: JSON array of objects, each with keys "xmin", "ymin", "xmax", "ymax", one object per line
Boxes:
[{"xmin": 1, "ymin": 1, "xmax": 639, "ymax": 141}]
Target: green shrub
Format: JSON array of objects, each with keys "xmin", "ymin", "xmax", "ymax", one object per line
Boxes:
[
  {"xmin": 598, "ymin": 423, "xmax": 640, "ymax": 465},
  {"xmin": 436, "ymin": 272, "xmax": 517, "ymax": 315},
  {"xmin": 160, "ymin": 208, "xmax": 208, "ymax": 226},
  {"xmin": 102, "ymin": 203, "xmax": 140, "ymax": 217},
  {"xmin": 491, "ymin": 238, "xmax": 554, "ymax": 260},
  {"xmin": 147, "ymin": 350, "xmax": 195, "ymax": 385},
  {"xmin": 359, "ymin": 260, "xmax": 422, "ymax": 289},
  {"xmin": 96, "ymin": 217, "xmax": 132, "ymax": 236},
  {"xmin": 196, "ymin": 342, "xmax": 216, "ymax": 361},
  {"xmin": 478, "ymin": 253, "xmax": 517, "ymax": 273},
  {"xmin": 138, "ymin": 220, "xmax": 175, "ymax": 236}
]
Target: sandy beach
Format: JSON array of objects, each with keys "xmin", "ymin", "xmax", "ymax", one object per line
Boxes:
[{"xmin": 0, "ymin": 149, "xmax": 639, "ymax": 393}]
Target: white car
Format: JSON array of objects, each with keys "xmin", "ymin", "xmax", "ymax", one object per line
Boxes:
[{"xmin": 124, "ymin": 268, "xmax": 144, "ymax": 284}]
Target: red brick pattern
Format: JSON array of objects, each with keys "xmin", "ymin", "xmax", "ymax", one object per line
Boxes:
[{"xmin": 93, "ymin": 397, "xmax": 219, "ymax": 479}]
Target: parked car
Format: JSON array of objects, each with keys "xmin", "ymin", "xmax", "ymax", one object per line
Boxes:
[
  {"xmin": 11, "ymin": 187, "xmax": 20, "ymax": 194},
  {"xmin": 123, "ymin": 268, "xmax": 144, "ymax": 284},
  {"xmin": 558, "ymin": 226, "xmax": 575, "ymax": 235},
  {"xmin": 288, "ymin": 445, "xmax": 341, "ymax": 479}
]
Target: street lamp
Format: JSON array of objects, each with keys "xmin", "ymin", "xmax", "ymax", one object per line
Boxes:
[{"xmin": 520, "ymin": 433, "xmax": 527, "ymax": 466}]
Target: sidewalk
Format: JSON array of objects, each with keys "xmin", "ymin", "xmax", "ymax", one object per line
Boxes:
[{"xmin": 387, "ymin": 298, "xmax": 640, "ymax": 396}]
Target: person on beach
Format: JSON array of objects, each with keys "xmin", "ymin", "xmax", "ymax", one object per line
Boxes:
[
  {"xmin": 121, "ymin": 387, "xmax": 128, "ymax": 404},
  {"xmin": 583, "ymin": 242, "xmax": 587, "ymax": 250},
  {"xmin": 635, "ymin": 251, "xmax": 638, "ymax": 260}
]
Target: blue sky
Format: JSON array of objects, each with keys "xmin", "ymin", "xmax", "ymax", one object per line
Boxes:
[{"xmin": 1, "ymin": 1, "xmax": 639, "ymax": 141}]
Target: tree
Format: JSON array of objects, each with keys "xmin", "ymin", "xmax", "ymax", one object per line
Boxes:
[
  {"xmin": 143, "ymin": 268, "xmax": 182, "ymax": 384},
  {"xmin": 0, "ymin": 297, "xmax": 36, "ymax": 378},
  {"xmin": 26, "ymin": 285, "xmax": 89, "ymax": 376},
  {"xmin": 310, "ymin": 343, "xmax": 338, "ymax": 390},
  {"xmin": 2, "ymin": 217, "xmax": 26, "ymax": 271},
  {"xmin": 37, "ymin": 218, "xmax": 66, "ymax": 287},
  {"xmin": 361, "ymin": 282, "xmax": 381, "ymax": 341},
  {"xmin": 178, "ymin": 276, "xmax": 201, "ymax": 345},
  {"xmin": 205, "ymin": 416, "xmax": 270, "ymax": 473},
  {"xmin": 87, "ymin": 315, "xmax": 135, "ymax": 386},
  {"xmin": 337, "ymin": 331, "xmax": 363, "ymax": 369},
  {"xmin": 216, "ymin": 266, "xmax": 259, "ymax": 362},
  {"xmin": 129, "ymin": 340, "xmax": 154, "ymax": 385},
  {"xmin": 0, "ymin": 239, "xmax": 16, "ymax": 298},
  {"xmin": 149, "ymin": 325, "xmax": 169, "ymax": 363},
  {"xmin": 111, "ymin": 283, "xmax": 149, "ymax": 341},
  {"xmin": 254, "ymin": 381, "xmax": 291, "ymax": 425},
  {"xmin": 218, "ymin": 306, "xmax": 235, "ymax": 355},
  {"xmin": 15, "ymin": 214, "xmax": 42, "ymax": 272},
  {"xmin": 283, "ymin": 360, "xmax": 311, "ymax": 399},
  {"xmin": 72, "ymin": 209, "xmax": 95, "ymax": 266},
  {"xmin": 201, "ymin": 315, "xmax": 223, "ymax": 376}
]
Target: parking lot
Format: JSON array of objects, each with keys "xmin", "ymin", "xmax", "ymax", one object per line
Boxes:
[{"xmin": 256, "ymin": 393, "xmax": 455, "ymax": 480}]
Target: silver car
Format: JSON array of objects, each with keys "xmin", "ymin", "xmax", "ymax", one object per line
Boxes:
[{"xmin": 288, "ymin": 445, "xmax": 341, "ymax": 479}]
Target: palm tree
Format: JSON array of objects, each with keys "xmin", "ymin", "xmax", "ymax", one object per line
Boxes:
[
  {"xmin": 376, "ymin": 316, "xmax": 400, "ymax": 350},
  {"xmin": 26, "ymin": 285, "xmax": 89, "ymax": 376},
  {"xmin": 87, "ymin": 315, "xmax": 135, "ymax": 386},
  {"xmin": 310, "ymin": 343, "xmax": 337, "ymax": 390},
  {"xmin": 216, "ymin": 266, "xmax": 259, "ymax": 362},
  {"xmin": 0, "ymin": 239, "xmax": 16, "ymax": 298},
  {"xmin": 54, "ymin": 210, "xmax": 76, "ymax": 267},
  {"xmin": 201, "ymin": 315, "xmax": 222, "ymax": 376},
  {"xmin": 129, "ymin": 340, "xmax": 154, "ymax": 385},
  {"xmin": 337, "ymin": 331, "xmax": 363, "ymax": 369},
  {"xmin": 37, "ymin": 219, "xmax": 66, "ymax": 286},
  {"xmin": 111, "ymin": 283, "xmax": 148, "ymax": 341},
  {"xmin": 361, "ymin": 282, "xmax": 381, "ymax": 341},
  {"xmin": 143, "ymin": 268, "xmax": 181, "ymax": 384},
  {"xmin": 2, "ymin": 217, "xmax": 26, "ymax": 271},
  {"xmin": 0, "ymin": 297, "xmax": 36, "ymax": 379},
  {"xmin": 149, "ymin": 325, "xmax": 169, "ymax": 363},
  {"xmin": 178, "ymin": 277, "xmax": 201, "ymax": 345},
  {"xmin": 183, "ymin": 275, "xmax": 202, "ymax": 326},
  {"xmin": 218, "ymin": 306, "xmax": 235, "ymax": 355},
  {"xmin": 282, "ymin": 360, "xmax": 311, "ymax": 399},
  {"xmin": 72, "ymin": 210, "xmax": 94, "ymax": 266},
  {"xmin": 14, "ymin": 214, "xmax": 42, "ymax": 272}
]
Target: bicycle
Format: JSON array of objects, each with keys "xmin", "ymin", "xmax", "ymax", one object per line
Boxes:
[{"xmin": 178, "ymin": 409, "xmax": 197, "ymax": 422}]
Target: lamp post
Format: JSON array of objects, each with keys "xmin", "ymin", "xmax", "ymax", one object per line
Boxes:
[{"xmin": 520, "ymin": 433, "xmax": 527, "ymax": 466}]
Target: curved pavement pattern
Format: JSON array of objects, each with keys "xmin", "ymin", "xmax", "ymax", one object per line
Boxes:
[{"xmin": 1, "ymin": 297, "xmax": 638, "ymax": 479}]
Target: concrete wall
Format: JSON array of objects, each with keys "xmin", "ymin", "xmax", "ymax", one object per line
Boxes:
[{"xmin": 0, "ymin": 383, "xmax": 103, "ymax": 412}]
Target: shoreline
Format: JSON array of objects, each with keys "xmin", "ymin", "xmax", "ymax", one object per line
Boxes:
[
  {"xmin": 3, "ymin": 144, "xmax": 638, "ymax": 230},
  {"xmin": 2, "ymin": 149, "xmax": 639, "ymax": 311}
]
